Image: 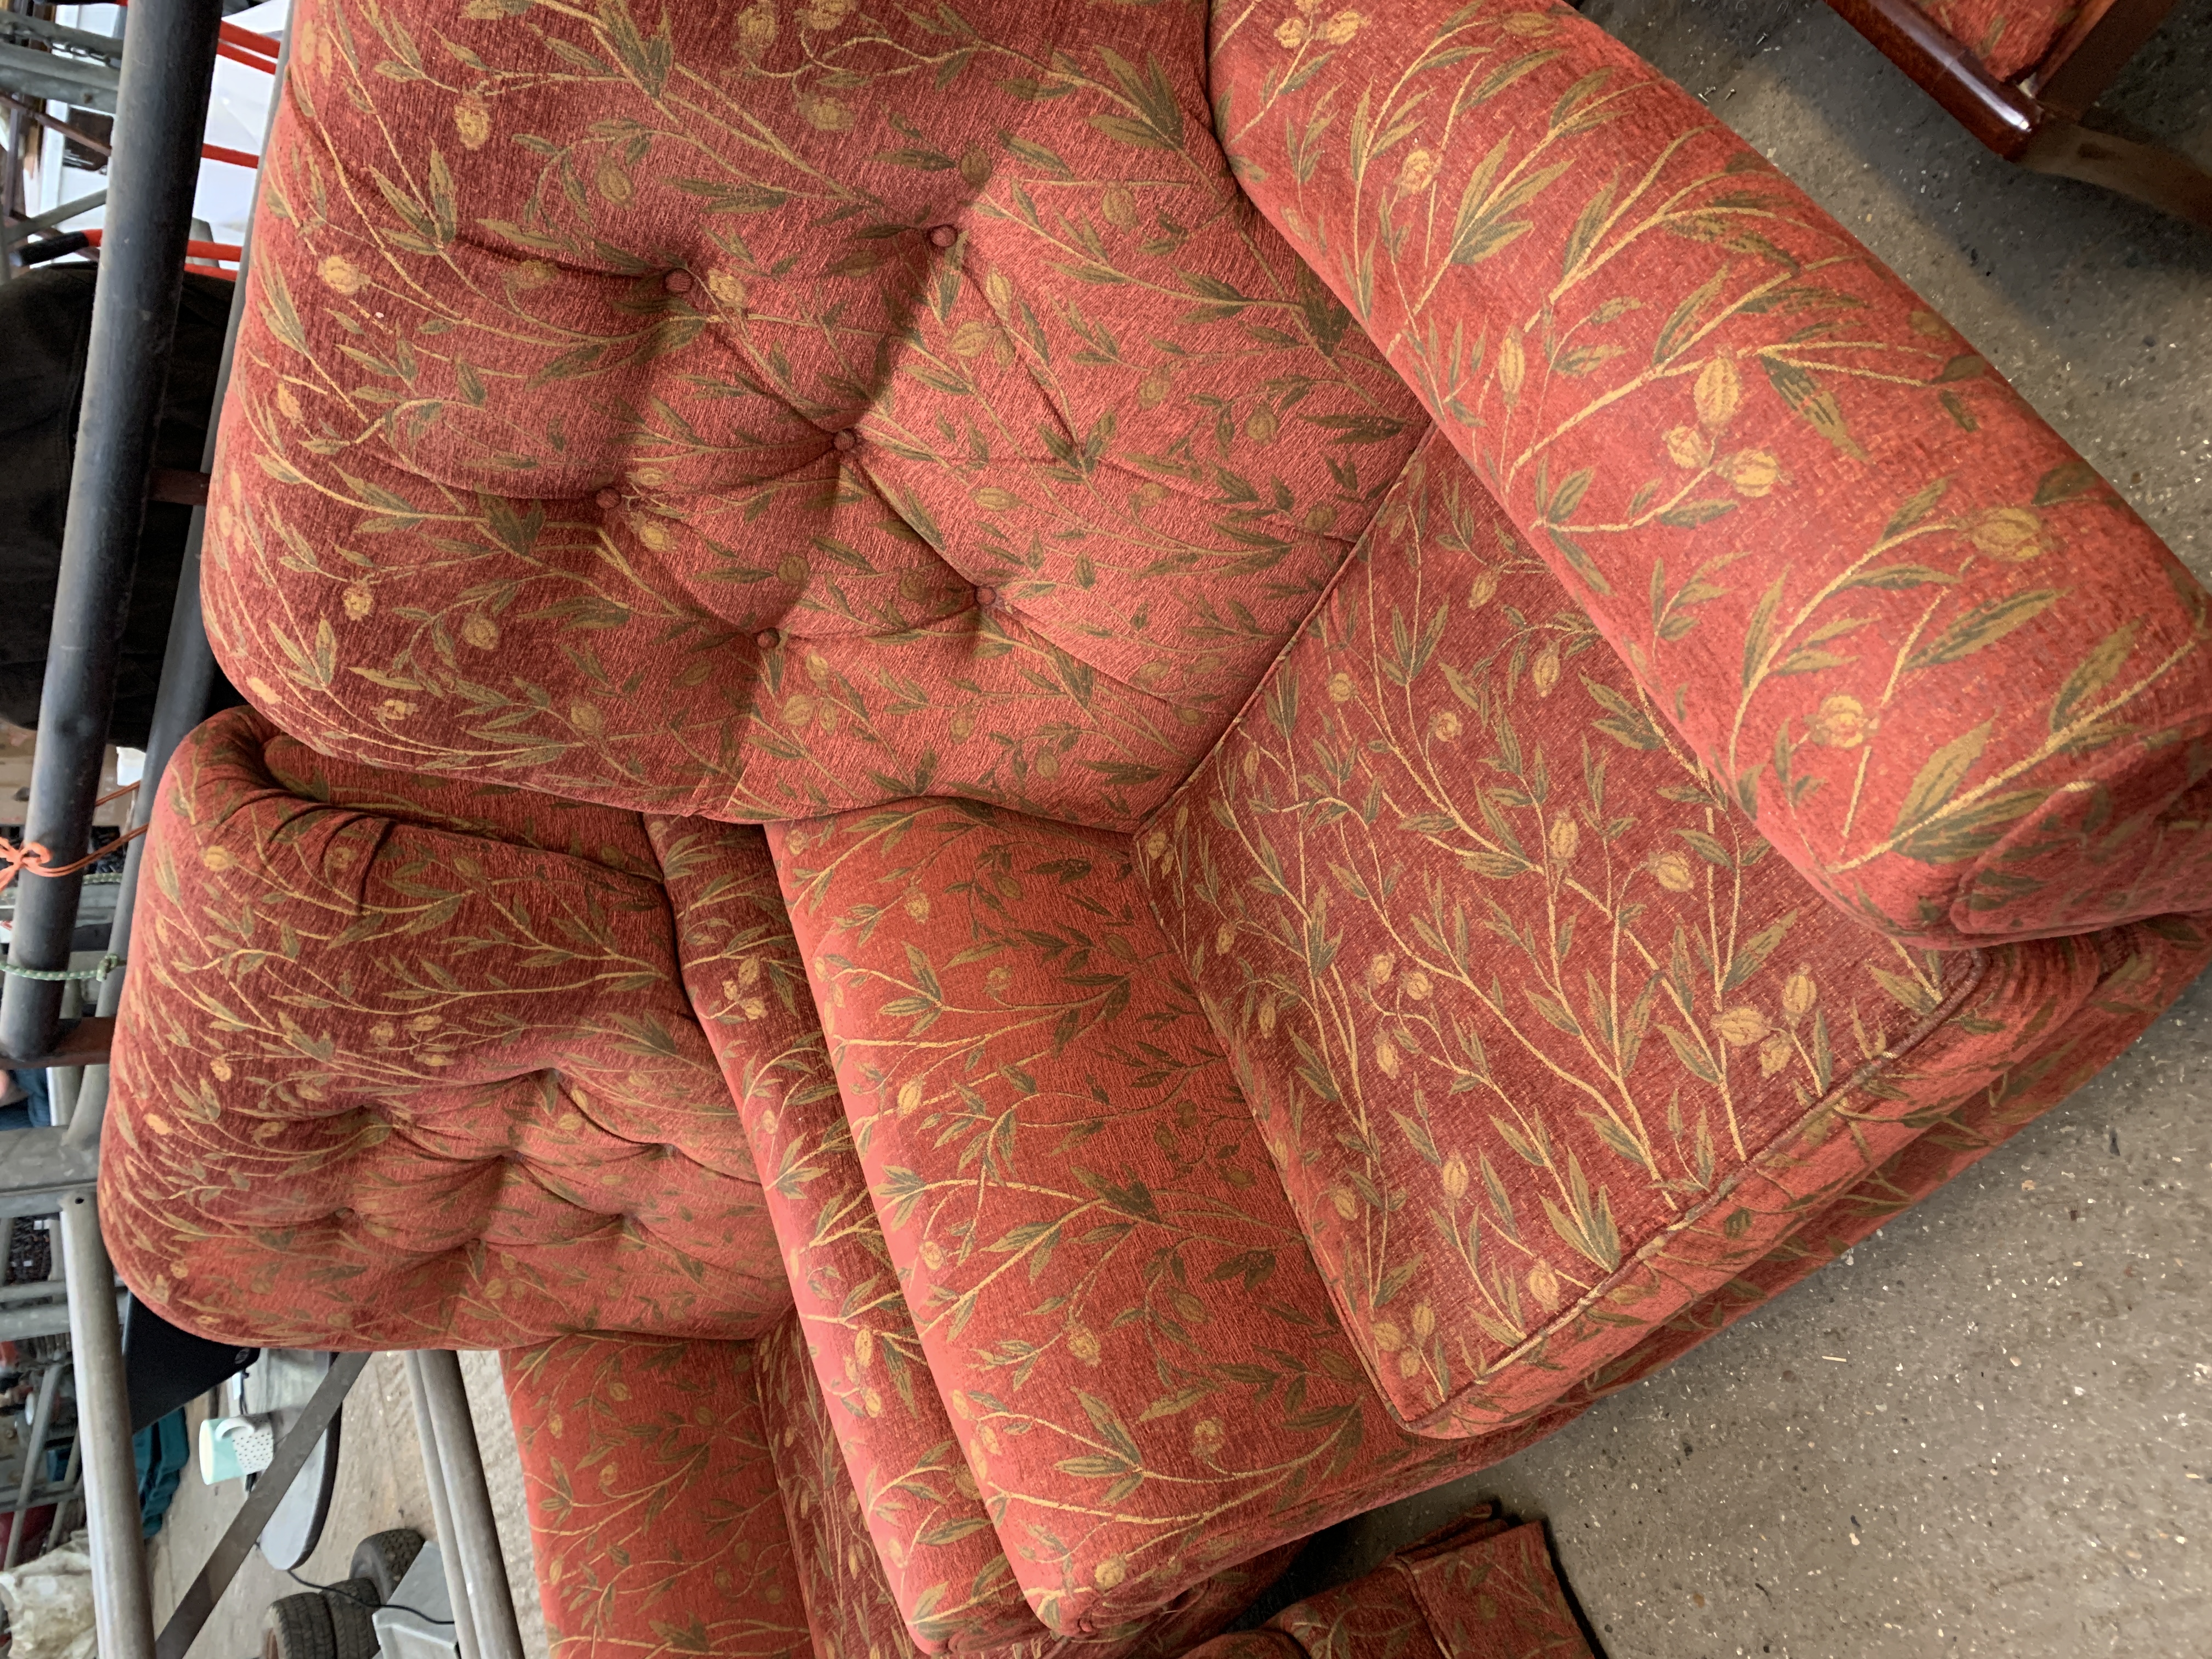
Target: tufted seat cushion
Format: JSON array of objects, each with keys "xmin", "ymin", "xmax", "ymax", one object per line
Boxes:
[
  {"xmin": 205, "ymin": 0, "xmax": 1424, "ymax": 831},
  {"xmin": 102, "ymin": 707, "xmax": 789, "ymax": 1349}
]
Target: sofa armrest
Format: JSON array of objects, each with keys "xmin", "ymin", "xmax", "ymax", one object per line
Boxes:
[{"xmin": 1212, "ymin": 0, "xmax": 2212, "ymax": 946}]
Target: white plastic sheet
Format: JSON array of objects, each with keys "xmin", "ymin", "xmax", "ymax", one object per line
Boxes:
[{"xmin": 0, "ymin": 1533, "xmax": 100, "ymax": 1659}]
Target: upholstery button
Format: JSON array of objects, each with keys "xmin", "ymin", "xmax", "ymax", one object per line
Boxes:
[
  {"xmin": 595, "ymin": 489, "xmax": 618, "ymax": 509},
  {"xmin": 755, "ymin": 628, "xmax": 781, "ymax": 649},
  {"xmin": 974, "ymin": 585, "xmax": 998, "ymax": 608},
  {"xmin": 663, "ymin": 269, "xmax": 695, "ymax": 294},
  {"xmin": 832, "ymin": 429, "xmax": 859, "ymax": 453},
  {"xmin": 928, "ymin": 224, "xmax": 958, "ymax": 249}
]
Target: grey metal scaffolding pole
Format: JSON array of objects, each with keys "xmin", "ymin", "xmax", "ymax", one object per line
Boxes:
[
  {"xmin": 403, "ymin": 1353, "xmax": 483, "ymax": 1659},
  {"xmin": 61, "ymin": 1192, "xmax": 153, "ymax": 1659},
  {"xmin": 3, "ymin": 1362, "xmax": 61, "ymax": 1570},
  {"xmin": 0, "ymin": 0, "xmax": 223, "ymax": 1065},
  {"xmin": 410, "ymin": 1355, "xmax": 524, "ymax": 1659},
  {"xmin": 69, "ymin": 13, "xmax": 294, "ymax": 1153}
]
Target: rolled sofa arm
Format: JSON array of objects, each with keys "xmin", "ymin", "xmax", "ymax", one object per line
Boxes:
[{"xmin": 1211, "ymin": 0, "xmax": 2212, "ymax": 946}]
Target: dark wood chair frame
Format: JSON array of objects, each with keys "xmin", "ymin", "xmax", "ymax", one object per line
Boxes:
[{"xmin": 1824, "ymin": 0, "xmax": 2212, "ymax": 227}]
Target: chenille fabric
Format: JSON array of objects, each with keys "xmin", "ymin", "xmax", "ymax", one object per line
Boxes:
[
  {"xmin": 100, "ymin": 0, "xmax": 2212, "ymax": 1652},
  {"xmin": 1212, "ymin": 0, "xmax": 2212, "ymax": 948},
  {"xmin": 101, "ymin": 707, "xmax": 789, "ymax": 1350},
  {"xmin": 769, "ymin": 800, "xmax": 1582, "ymax": 1629},
  {"xmin": 504, "ymin": 1333, "xmax": 812, "ymax": 1659},
  {"xmin": 1180, "ymin": 1639, "xmax": 1304, "ymax": 1659},
  {"xmin": 1262, "ymin": 1513, "xmax": 1594, "ymax": 1659},
  {"xmin": 651, "ymin": 816, "xmax": 1301, "ymax": 1654},
  {"xmin": 755, "ymin": 1314, "xmax": 1291, "ymax": 1659},
  {"xmin": 1137, "ymin": 429, "xmax": 2212, "ymax": 1433},
  {"xmin": 1910, "ymin": 0, "xmax": 2080, "ymax": 78},
  {"xmin": 202, "ymin": 0, "xmax": 1424, "ymax": 831}
]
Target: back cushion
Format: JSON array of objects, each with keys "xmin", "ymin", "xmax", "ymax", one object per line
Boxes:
[
  {"xmin": 101, "ymin": 707, "xmax": 788, "ymax": 1349},
  {"xmin": 206, "ymin": 0, "xmax": 1425, "ymax": 830}
]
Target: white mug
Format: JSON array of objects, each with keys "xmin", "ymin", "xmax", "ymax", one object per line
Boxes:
[{"xmin": 197, "ymin": 1413, "xmax": 275, "ymax": 1483}]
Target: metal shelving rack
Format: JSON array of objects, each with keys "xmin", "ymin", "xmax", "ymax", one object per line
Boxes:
[{"xmin": 0, "ymin": 9, "xmax": 527, "ymax": 1658}]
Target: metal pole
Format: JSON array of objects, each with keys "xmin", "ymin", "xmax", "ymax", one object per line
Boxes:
[
  {"xmin": 2, "ymin": 187, "xmax": 106, "ymax": 244},
  {"xmin": 0, "ymin": 1291, "xmax": 123, "ymax": 1342},
  {"xmin": 3, "ymin": 1362, "xmax": 61, "ymax": 1568},
  {"xmin": 0, "ymin": 1131, "xmax": 100, "ymax": 1214},
  {"xmin": 0, "ymin": 0, "xmax": 222, "ymax": 1065},
  {"xmin": 403, "ymin": 1353, "xmax": 482, "ymax": 1659},
  {"xmin": 0, "ymin": 40, "xmax": 120, "ymax": 114},
  {"xmin": 60, "ymin": 1191, "xmax": 153, "ymax": 1659},
  {"xmin": 153, "ymin": 1352, "xmax": 365, "ymax": 1659},
  {"xmin": 1, "ymin": 1483, "xmax": 80, "ymax": 1519},
  {"xmin": 410, "ymin": 1354, "xmax": 521, "ymax": 1659},
  {"xmin": 0, "ymin": 1273, "xmax": 117, "ymax": 1308},
  {"xmin": 70, "ymin": 18, "xmax": 293, "ymax": 1151}
]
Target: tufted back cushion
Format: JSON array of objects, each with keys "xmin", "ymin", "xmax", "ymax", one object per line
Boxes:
[
  {"xmin": 101, "ymin": 707, "xmax": 793, "ymax": 1350},
  {"xmin": 205, "ymin": 0, "xmax": 1425, "ymax": 831}
]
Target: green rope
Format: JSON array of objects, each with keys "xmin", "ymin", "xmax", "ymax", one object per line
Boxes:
[{"xmin": 0, "ymin": 953, "xmax": 120, "ymax": 983}]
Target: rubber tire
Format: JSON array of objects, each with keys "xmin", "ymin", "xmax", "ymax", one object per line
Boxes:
[
  {"xmin": 262, "ymin": 1593, "xmax": 335, "ymax": 1659},
  {"xmin": 323, "ymin": 1579, "xmax": 380, "ymax": 1659},
  {"xmin": 348, "ymin": 1528, "xmax": 425, "ymax": 1604}
]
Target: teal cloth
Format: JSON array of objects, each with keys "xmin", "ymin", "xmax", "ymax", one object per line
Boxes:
[{"xmin": 131, "ymin": 1409, "xmax": 189, "ymax": 1540}]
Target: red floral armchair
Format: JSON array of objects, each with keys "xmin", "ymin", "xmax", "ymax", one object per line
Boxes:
[{"xmin": 99, "ymin": 0, "xmax": 2212, "ymax": 1655}]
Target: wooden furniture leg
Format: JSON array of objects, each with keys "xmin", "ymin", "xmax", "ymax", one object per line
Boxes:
[{"xmin": 1821, "ymin": 0, "xmax": 2212, "ymax": 228}]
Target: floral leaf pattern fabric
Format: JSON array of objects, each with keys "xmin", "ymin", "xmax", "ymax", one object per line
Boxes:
[
  {"xmin": 1910, "ymin": 0, "xmax": 2079, "ymax": 78},
  {"xmin": 653, "ymin": 820, "xmax": 1046, "ymax": 1652},
  {"xmin": 1212, "ymin": 0, "xmax": 2212, "ymax": 947},
  {"xmin": 642, "ymin": 815, "xmax": 1305, "ymax": 1657},
  {"xmin": 103, "ymin": 707, "xmax": 790, "ymax": 1350},
  {"xmin": 504, "ymin": 1333, "xmax": 811, "ymax": 1659},
  {"xmin": 1585, "ymin": 909, "xmax": 2212, "ymax": 1402},
  {"xmin": 757, "ymin": 1313, "xmax": 1289, "ymax": 1659},
  {"xmin": 1138, "ymin": 431, "xmax": 2212, "ymax": 1433},
  {"xmin": 1263, "ymin": 1514, "xmax": 1594, "ymax": 1659},
  {"xmin": 205, "ymin": 0, "xmax": 1427, "ymax": 832},
  {"xmin": 769, "ymin": 802, "xmax": 1581, "ymax": 1632}
]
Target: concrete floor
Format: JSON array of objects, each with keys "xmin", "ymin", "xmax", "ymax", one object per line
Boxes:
[
  {"xmin": 1254, "ymin": 3, "xmax": 2212, "ymax": 1656},
  {"xmin": 149, "ymin": 1353, "xmax": 543, "ymax": 1659},
  {"xmin": 146, "ymin": 7, "xmax": 2212, "ymax": 1658}
]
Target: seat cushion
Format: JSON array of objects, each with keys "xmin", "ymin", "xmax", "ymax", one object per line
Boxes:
[
  {"xmin": 1137, "ymin": 430, "xmax": 2212, "ymax": 1434},
  {"xmin": 1912, "ymin": 0, "xmax": 2079, "ymax": 79},
  {"xmin": 1215, "ymin": 0, "xmax": 2212, "ymax": 947},
  {"xmin": 206, "ymin": 0, "xmax": 1424, "ymax": 831},
  {"xmin": 656, "ymin": 816, "xmax": 1296, "ymax": 1655},
  {"xmin": 755, "ymin": 1314, "xmax": 1289, "ymax": 1659},
  {"xmin": 103, "ymin": 707, "xmax": 788, "ymax": 1350},
  {"xmin": 768, "ymin": 802, "xmax": 1584, "ymax": 1637},
  {"xmin": 504, "ymin": 1333, "xmax": 812, "ymax": 1658},
  {"xmin": 654, "ymin": 819, "xmax": 1045, "ymax": 1652}
]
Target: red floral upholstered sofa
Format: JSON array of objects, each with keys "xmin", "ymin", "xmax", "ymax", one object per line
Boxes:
[{"xmin": 101, "ymin": 0, "xmax": 2212, "ymax": 1654}]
